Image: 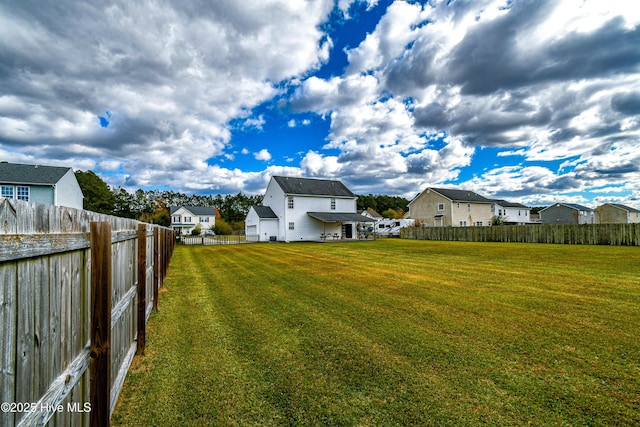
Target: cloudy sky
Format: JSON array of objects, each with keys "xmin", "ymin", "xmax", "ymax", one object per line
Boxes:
[{"xmin": 1, "ymin": 0, "xmax": 639, "ymax": 207}]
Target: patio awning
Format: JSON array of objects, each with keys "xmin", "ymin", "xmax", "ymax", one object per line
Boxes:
[{"xmin": 307, "ymin": 212, "xmax": 376, "ymax": 223}]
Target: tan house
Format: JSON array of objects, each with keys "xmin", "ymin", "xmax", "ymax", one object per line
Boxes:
[
  {"xmin": 595, "ymin": 203, "xmax": 640, "ymax": 224},
  {"xmin": 408, "ymin": 187, "xmax": 494, "ymax": 227}
]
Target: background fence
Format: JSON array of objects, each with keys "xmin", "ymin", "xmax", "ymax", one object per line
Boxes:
[
  {"xmin": 0, "ymin": 199, "xmax": 174, "ymax": 426},
  {"xmin": 401, "ymin": 223, "xmax": 640, "ymax": 246},
  {"xmin": 179, "ymin": 235, "xmax": 251, "ymax": 245}
]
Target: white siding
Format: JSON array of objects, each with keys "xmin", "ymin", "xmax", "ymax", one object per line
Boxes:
[{"xmin": 245, "ymin": 207, "xmax": 279, "ymax": 241}]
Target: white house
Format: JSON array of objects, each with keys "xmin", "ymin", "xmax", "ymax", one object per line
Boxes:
[
  {"xmin": 170, "ymin": 205, "xmax": 217, "ymax": 235},
  {"xmin": 0, "ymin": 161, "xmax": 84, "ymax": 209},
  {"xmin": 491, "ymin": 199, "xmax": 532, "ymax": 224},
  {"xmin": 360, "ymin": 208, "xmax": 384, "ymax": 222},
  {"xmin": 245, "ymin": 176, "xmax": 375, "ymax": 242},
  {"xmin": 245, "ymin": 205, "xmax": 279, "ymax": 241}
]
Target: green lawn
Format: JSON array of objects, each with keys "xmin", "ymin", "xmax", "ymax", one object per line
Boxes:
[{"xmin": 112, "ymin": 240, "xmax": 640, "ymax": 426}]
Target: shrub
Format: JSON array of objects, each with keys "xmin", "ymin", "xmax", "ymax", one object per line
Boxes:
[{"xmin": 213, "ymin": 219, "xmax": 233, "ymax": 235}]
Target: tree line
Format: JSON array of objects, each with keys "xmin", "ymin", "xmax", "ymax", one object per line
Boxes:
[{"xmin": 75, "ymin": 170, "xmax": 410, "ymax": 229}]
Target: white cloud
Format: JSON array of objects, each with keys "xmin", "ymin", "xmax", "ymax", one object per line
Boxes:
[
  {"xmin": 254, "ymin": 148, "xmax": 272, "ymax": 161},
  {"xmin": 0, "ymin": 0, "xmax": 335, "ymax": 192}
]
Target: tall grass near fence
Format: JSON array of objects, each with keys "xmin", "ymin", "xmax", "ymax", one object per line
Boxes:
[
  {"xmin": 402, "ymin": 223, "xmax": 640, "ymax": 245},
  {"xmin": 113, "ymin": 240, "xmax": 639, "ymax": 426}
]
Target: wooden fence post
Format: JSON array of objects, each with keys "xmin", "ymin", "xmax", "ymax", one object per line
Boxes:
[
  {"xmin": 137, "ymin": 224, "xmax": 146, "ymax": 355},
  {"xmin": 153, "ymin": 227, "xmax": 159, "ymax": 311},
  {"xmin": 90, "ymin": 222, "xmax": 112, "ymax": 427}
]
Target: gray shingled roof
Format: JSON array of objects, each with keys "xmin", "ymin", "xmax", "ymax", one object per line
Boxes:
[
  {"xmin": 0, "ymin": 162, "xmax": 72, "ymax": 185},
  {"xmin": 273, "ymin": 176, "xmax": 355, "ymax": 197},
  {"xmin": 307, "ymin": 212, "xmax": 376, "ymax": 223},
  {"xmin": 607, "ymin": 203, "xmax": 640, "ymax": 214},
  {"xmin": 429, "ymin": 187, "xmax": 493, "ymax": 203},
  {"xmin": 540, "ymin": 203, "xmax": 594, "ymax": 212},
  {"xmin": 252, "ymin": 205, "xmax": 278, "ymax": 219},
  {"xmin": 169, "ymin": 206, "xmax": 216, "ymax": 216},
  {"xmin": 491, "ymin": 199, "xmax": 529, "ymax": 209}
]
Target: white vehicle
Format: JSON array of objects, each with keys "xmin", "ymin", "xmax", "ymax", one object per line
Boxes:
[{"xmin": 374, "ymin": 218, "xmax": 415, "ymax": 237}]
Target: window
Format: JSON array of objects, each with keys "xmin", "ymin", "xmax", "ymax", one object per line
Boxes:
[
  {"xmin": 491, "ymin": 204, "xmax": 495, "ymax": 213},
  {"xmin": 16, "ymin": 186, "xmax": 29, "ymax": 201},
  {"xmin": 1, "ymin": 186, "xmax": 13, "ymax": 199},
  {"xmin": 184, "ymin": 216, "xmax": 191, "ymax": 223},
  {"xmin": 457, "ymin": 202, "xmax": 460, "ymax": 209},
  {"xmin": 476, "ymin": 221, "xmax": 483, "ymax": 226},
  {"xmin": 331, "ymin": 198, "xmax": 336, "ymax": 210},
  {"xmin": 467, "ymin": 203, "xmax": 471, "ymax": 212},
  {"xmin": 288, "ymin": 196, "xmax": 294, "ymax": 209},
  {"xmin": 173, "ymin": 216, "xmax": 181, "ymax": 223},
  {"xmin": 200, "ymin": 217, "xmax": 209, "ymax": 223},
  {"xmin": 518, "ymin": 210, "xmax": 521, "ymax": 216},
  {"xmin": 459, "ymin": 221, "xmax": 467, "ymax": 226},
  {"xmin": 288, "ymin": 222, "xmax": 295, "ymax": 230},
  {"xmin": 438, "ymin": 203, "xmax": 445, "ymax": 211}
]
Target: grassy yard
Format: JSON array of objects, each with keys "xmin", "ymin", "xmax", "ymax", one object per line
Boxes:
[{"xmin": 112, "ymin": 240, "xmax": 640, "ymax": 426}]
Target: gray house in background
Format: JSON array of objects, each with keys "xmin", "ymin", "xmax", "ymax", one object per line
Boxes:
[
  {"xmin": 539, "ymin": 202, "xmax": 597, "ymax": 224},
  {"xmin": 0, "ymin": 161, "xmax": 84, "ymax": 209}
]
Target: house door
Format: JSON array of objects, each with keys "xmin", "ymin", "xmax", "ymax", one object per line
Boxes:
[{"xmin": 344, "ymin": 224, "xmax": 353, "ymax": 239}]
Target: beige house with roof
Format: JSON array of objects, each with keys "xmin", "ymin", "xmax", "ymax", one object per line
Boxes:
[
  {"xmin": 408, "ymin": 187, "xmax": 495, "ymax": 227},
  {"xmin": 595, "ymin": 203, "xmax": 640, "ymax": 224}
]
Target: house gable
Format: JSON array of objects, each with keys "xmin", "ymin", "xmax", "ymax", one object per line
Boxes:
[
  {"xmin": 595, "ymin": 203, "xmax": 640, "ymax": 224},
  {"xmin": 540, "ymin": 203, "xmax": 596, "ymax": 224},
  {"xmin": 0, "ymin": 161, "xmax": 83, "ymax": 209},
  {"xmin": 409, "ymin": 187, "xmax": 494, "ymax": 226}
]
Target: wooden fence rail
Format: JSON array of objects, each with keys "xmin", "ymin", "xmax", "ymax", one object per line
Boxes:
[
  {"xmin": 0, "ymin": 199, "xmax": 175, "ymax": 426},
  {"xmin": 401, "ymin": 223, "xmax": 640, "ymax": 246}
]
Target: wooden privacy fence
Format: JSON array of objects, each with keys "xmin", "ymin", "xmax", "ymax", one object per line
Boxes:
[
  {"xmin": 0, "ymin": 199, "xmax": 175, "ymax": 426},
  {"xmin": 401, "ymin": 223, "xmax": 640, "ymax": 246}
]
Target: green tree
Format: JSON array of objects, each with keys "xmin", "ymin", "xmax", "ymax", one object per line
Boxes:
[
  {"xmin": 381, "ymin": 208, "xmax": 397, "ymax": 219},
  {"xmin": 491, "ymin": 215, "xmax": 506, "ymax": 226},
  {"xmin": 213, "ymin": 218, "xmax": 233, "ymax": 235},
  {"xmin": 75, "ymin": 170, "xmax": 115, "ymax": 214},
  {"xmin": 357, "ymin": 194, "xmax": 377, "ymax": 211},
  {"xmin": 112, "ymin": 187, "xmax": 136, "ymax": 218}
]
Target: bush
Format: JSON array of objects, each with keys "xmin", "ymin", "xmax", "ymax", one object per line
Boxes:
[{"xmin": 213, "ymin": 219, "xmax": 233, "ymax": 235}]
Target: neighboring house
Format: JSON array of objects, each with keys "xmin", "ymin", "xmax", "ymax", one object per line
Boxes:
[
  {"xmin": 245, "ymin": 206, "xmax": 279, "ymax": 241},
  {"xmin": 491, "ymin": 199, "xmax": 532, "ymax": 225},
  {"xmin": 360, "ymin": 208, "xmax": 384, "ymax": 222},
  {"xmin": 539, "ymin": 203, "xmax": 597, "ymax": 224},
  {"xmin": 170, "ymin": 205, "xmax": 217, "ymax": 235},
  {"xmin": 408, "ymin": 187, "xmax": 494, "ymax": 227},
  {"xmin": 0, "ymin": 161, "xmax": 83, "ymax": 209},
  {"xmin": 245, "ymin": 176, "xmax": 375, "ymax": 242},
  {"xmin": 595, "ymin": 203, "xmax": 640, "ymax": 224}
]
